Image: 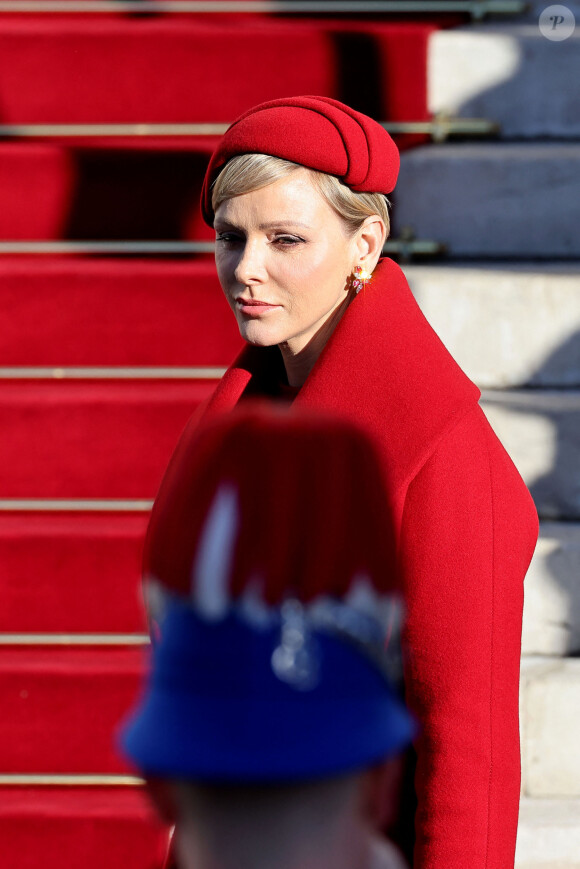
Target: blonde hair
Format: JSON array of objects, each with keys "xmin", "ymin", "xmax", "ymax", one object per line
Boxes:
[{"xmin": 211, "ymin": 153, "xmax": 390, "ymax": 238}]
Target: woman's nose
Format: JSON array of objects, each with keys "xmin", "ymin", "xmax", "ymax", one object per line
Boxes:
[{"xmin": 234, "ymin": 239, "xmax": 267, "ymax": 285}]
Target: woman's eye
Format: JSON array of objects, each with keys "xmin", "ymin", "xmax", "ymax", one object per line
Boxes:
[
  {"xmin": 216, "ymin": 233, "xmax": 243, "ymax": 245},
  {"xmin": 273, "ymin": 235, "xmax": 304, "ymax": 246}
]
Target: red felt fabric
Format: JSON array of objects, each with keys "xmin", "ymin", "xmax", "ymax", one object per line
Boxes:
[
  {"xmin": 0, "ymin": 512, "xmax": 148, "ymax": 633},
  {"xmin": 0, "ymin": 380, "xmax": 215, "ymax": 498},
  {"xmin": 0, "ymin": 258, "xmax": 241, "ymax": 365},
  {"xmin": 201, "ymin": 95, "xmax": 400, "ymax": 224},
  {"xmin": 0, "ymin": 787, "xmax": 168, "ymax": 869},
  {"xmin": 157, "ymin": 258, "xmax": 539, "ymax": 868},
  {"xmin": 401, "ymin": 414, "xmax": 532, "ymax": 867},
  {"xmin": 0, "ymin": 647, "xmax": 146, "ymax": 772},
  {"xmin": 145, "ymin": 405, "xmax": 398, "ymax": 606}
]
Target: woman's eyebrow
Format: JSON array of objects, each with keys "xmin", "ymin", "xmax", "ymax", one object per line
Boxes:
[
  {"xmin": 214, "ymin": 219, "xmax": 311, "ymax": 231},
  {"xmin": 258, "ymin": 221, "xmax": 311, "ymax": 231}
]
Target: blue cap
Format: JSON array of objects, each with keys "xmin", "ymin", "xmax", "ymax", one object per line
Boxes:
[{"xmin": 121, "ymin": 598, "xmax": 416, "ymax": 782}]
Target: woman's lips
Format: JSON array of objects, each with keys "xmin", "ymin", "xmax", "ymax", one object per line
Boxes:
[{"xmin": 236, "ymin": 298, "xmax": 281, "ymax": 316}]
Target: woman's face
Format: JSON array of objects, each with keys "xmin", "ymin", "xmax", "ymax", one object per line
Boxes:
[{"xmin": 213, "ymin": 169, "xmax": 359, "ymax": 355}]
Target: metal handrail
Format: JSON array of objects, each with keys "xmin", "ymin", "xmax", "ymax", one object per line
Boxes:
[
  {"xmin": 0, "ymin": 774, "xmax": 143, "ymax": 786},
  {"xmin": 0, "ymin": 238, "xmax": 445, "ymax": 256},
  {"xmin": 0, "ymin": 632, "xmax": 149, "ymax": 644},
  {"xmin": 0, "ymin": 0, "xmax": 528, "ymax": 17},
  {"xmin": 0, "ymin": 241, "xmax": 216, "ymax": 254},
  {"xmin": 0, "ymin": 123, "xmax": 229, "ymax": 137},
  {"xmin": 0, "ymin": 366, "xmax": 227, "ymax": 379},
  {"xmin": 0, "ymin": 118, "xmax": 499, "ymax": 143},
  {"xmin": 0, "ymin": 498, "xmax": 153, "ymax": 510}
]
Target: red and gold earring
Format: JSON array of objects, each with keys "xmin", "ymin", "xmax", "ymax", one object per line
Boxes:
[{"xmin": 351, "ymin": 265, "xmax": 372, "ymax": 294}]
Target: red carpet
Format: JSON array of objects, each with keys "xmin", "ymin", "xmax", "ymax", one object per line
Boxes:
[
  {"xmin": 0, "ymin": 787, "xmax": 168, "ymax": 869},
  {"xmin": 1, "ymin": 380, "xmax": 216, "ymax": 498},
  {"xmin": 0, "ymin": 258, "xmax": 241, "ymax": 365},
  {"xmin": 0, "ymin": 513, "xmax": 148, "ymax": 633},
  {"xmin": 0, "ymin": 20, "xmax": 432, "ymax": 124},
  {"xmin": 0, "ymin": 142, "xmax": 217, "ymax": 240},
  {"xmin": 0, "ymin": 647, "xmax": 147, "ymax": 773}
]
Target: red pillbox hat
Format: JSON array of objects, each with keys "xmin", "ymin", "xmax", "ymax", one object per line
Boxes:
[{"xmin": 201, "ymin": 95, "xmax": 400, "ymax": 226}]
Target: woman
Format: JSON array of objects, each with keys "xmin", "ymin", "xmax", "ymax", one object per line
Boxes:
[{"xmin": 149, "ymin": 96, "xmax": 538, "ymax": 868}]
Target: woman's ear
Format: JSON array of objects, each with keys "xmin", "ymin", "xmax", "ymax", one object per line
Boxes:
[{"xmin": 354, "ymin": 216, "xmax": 387, "ymax": 275}]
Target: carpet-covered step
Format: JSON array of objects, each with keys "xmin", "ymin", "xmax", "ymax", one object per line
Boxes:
[
  {"xmin": 428, "ymin": 25, "xmax": 580, "ymax": 138},
  {"xmin": 6, "ymin": 258, "xmax": 578, "ymax": 378},
  {"xmin": 0, "ymin": 142, "xmax": 217, "ymax": 241},
  {"xmin": 0, "ymin": 380, "xmax": 215, "ymax": 498},
  {"xmin": 515, "ymin": 798, "xmax": 580, "ymax": 869},
  {"xmin": 2, "ymin": 383, "xmax": 578, "ymax": 511},
  {"xmin": 520, "ymin": 658, "xmax": 580, "ymax": 798},
  {"xmin": 0, "ymin": 258, "xmax": 240, "ymax": 366},
  {"xmin": 523, "ymin": 522, "xmax": 580, "ymax": 657},
  {"xmin": 0, "ymin": 19, "xmax": 432, "ymax": 124},
  {"xmin": 0, "ymin": 786, "xmax": 168, "ymax": 869},
  {"xmin": 0, "ymin": 512, "xmax": 149, "ymax": 634},
  {"xmin": 404, "ymin": 263, "xmax": 580, "ymax": 388},
  {"xmin": 3, "ymin": 512, "xmax": 577, "ymax": 644},
  {"xmin": 481, "ymin": 390, "xmax": 580, "ymax": 521},
  {"xmin": 394, "ymin": 143, "xmax": 580, "ymax": 257},
  {"xmin": 0, "ymin": 647, "xmax": 146, "ymax": 773}
]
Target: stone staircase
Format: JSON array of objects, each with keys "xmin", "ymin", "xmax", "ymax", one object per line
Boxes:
[
  {"xmin": 397, "ymin": 15, "xmax": 580, "ymax": 868},
  {"xmin": 0, "ymin": 3, "xmax": 577, "ymax": 864}
]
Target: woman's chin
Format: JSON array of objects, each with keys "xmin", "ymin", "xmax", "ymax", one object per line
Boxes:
[{"xmin": 238, "ymin": 323, "xmax": 283, "ymax": 348}]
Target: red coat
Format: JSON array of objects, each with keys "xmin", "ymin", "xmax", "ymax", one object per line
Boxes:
[{"xmin": 159, "ymin": 257, "xmax": 538, "ymax": 868}]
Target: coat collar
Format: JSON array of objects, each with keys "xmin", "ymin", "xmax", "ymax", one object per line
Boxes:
[{"xmin": 205, "ymin": 258, "xmax": 480, "ymax": 502}]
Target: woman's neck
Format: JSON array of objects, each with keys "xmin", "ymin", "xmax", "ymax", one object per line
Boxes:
[{"xmin": 278, "ymin": 293, "xmax": 354, "ymax": 388}]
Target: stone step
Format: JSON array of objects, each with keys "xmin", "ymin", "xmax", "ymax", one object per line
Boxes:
[
  {"xmin": 516, "ymin": 798, "xmax": 580, "ymax": 868},
  {"xmin": 480, "ymin": 390, "xmax": 580, "ymax": 520},
  {"xmin": 519, "ymin": 0, "xmax": 580, "ymax": 25},
  {"xmin": 394, "ymin": 143, "xmax": 580, "ymax": 257},
  {"xmin": 428, "ymin": 25, "xmax": 580, "ymax": 139},
  {"xmin": 520, "ymin": 659, "xmax": 580, "ymax": 798},
  {"xmin": 523, "ymin": 522, "xmax": 580, "ymax": 656},
  {"xmin": 403, "ymin": 263, "xmax": 580, "ymax": 388}
]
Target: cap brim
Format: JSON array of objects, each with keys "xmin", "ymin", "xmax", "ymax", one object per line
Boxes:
[{"xmin": 120, "ymin": 606, "xmax": 415, "ymax": 782}]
